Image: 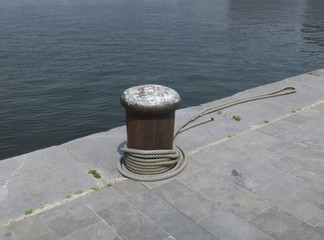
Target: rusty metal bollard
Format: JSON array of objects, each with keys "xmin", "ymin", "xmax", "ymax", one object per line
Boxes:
[{"xmin": 120, "ymin": 84, "xmax": 181, "ymax": 150}]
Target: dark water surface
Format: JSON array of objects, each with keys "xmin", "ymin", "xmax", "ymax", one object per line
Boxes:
[{"xmin": 1, "ymin": 0, "xmax": 323, "ymax": 160}]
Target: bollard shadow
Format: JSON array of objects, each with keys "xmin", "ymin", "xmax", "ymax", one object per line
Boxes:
[
  {"xmin": 117, "ymin": 140, "xmax": 127, "ymax": 164},
  {"xmin": 117, "ymin": 140, "xmax": 127, "ymax": 156}
]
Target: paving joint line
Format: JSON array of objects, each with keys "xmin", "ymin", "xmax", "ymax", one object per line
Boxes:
[
  {"xmin": 109, "ymin": 186, "xmax": 173, "ymax": 239},
  {"xmin": 0, "ymin": 189, "xmax": 93, "ymax": 228},
  {"xmin": 78, "ymin": 199, "xmax": 125, "ymax": 240},
  {"xmin": 188, "ymin": 99, "xmax": 324, "ymax": 155},
  {"xmin": 60, "ymin": 145, "xmax": 108, "ymax": 187},
  {"xmin": 0, "ymin": 179, "xmax": 127, "ymax": 228}
]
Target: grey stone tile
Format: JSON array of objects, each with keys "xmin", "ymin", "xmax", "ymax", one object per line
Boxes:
[
  {"xmin": 62, "ymin": 127, "xmax": 126, "ymax": 182},
  {"xmin": 0, "ymin": 226, "xmax": 15, "ymax": 240},
  {"xmin": 0, "ymin": 156, "xmax": 23, "ymax": 185},
  {"xmin": 189, "ymin": 142, "xmax": 246, "ymax": 166},
  {"xmin": 140, "ymin": 175, "xmax": 175, "ymax": 190},
  {"xmin": 298, "ymin": 108, "xmax": 322, "ymax": 119},
  {"xmin": 82, "ymin": 188, "xmax": 124, "ymax": 213},
  {"xmin": 249, "ymin": 207, "xmax": 324, "ymax": 240},
  {"xmin": 232, "ymin": 156, "xmax": 308, "ymax": 193},
  {"xmin": 298, "ymin": 133, "xmax": 324, "ymax": 154},
  {"xmin": 174, "ymin": 123, "xmax": 223, "ymax": 153},
  {"xmin": 270, "ymin": 119, "xmax": 317, "ymax": 145},
  {"xmin": 111, "ymin": 179, "xmax": 147, "ymax": 199},
  {"xmin": 186, "ymin": 172, "xmax": 270, "ymax": 220},
  {"xmin": 33, "ymin": 231, "xmax": 58, "ymax": 240},
  {"xmin": 280, "ymin": 145, "xmax": 324, "ymax": 169},
  {"xmin": 272, "ymin": 119, "xmax": 298, "ymax": 131},
  {"xmin": 313, "ymin": 103, "xmax": 324, "ymax": 112},
  {"xmin": 152, "ymin": 179, "xmax": 218, "ymax": 221},
  {"xmin": 256, "ymin": 184, "xmax": 324, "ymax": 226},
  {"xmin": 129, "ymin": 192, "xmax": 217, "ymax": 240},
  {"xmin": 185, "ymin": 144, "xmax": 246, "ymax": 186},
  {"xmin": 221, "ymin": 131, "xmax": 280, "ymax": 153},
  {"xmin": 241, "ymin": 147, "xmax": 299, "ymax": 173},
  {"xmin": 311, "ymin": 68, "xmax": 324, "ymax": 77},
  {"xmin": 174, "ymin": 105, "xmax": 201, "ymax": 131},
  {"xmin": 0, "ymin": 146, "xmax": 99, "ymax": 224},
  {"xmin": 98, "ymin": 200, "xmax": 168, "ymax": 240},
  {"xmin": 41, "ymin": 199, "xmax": 100, "ymax": 239},
  {"xmin": 61, "ymin": 221, "xmax": 120, "ymax": 240},
  {"xmin": 293, "ymin": 165, "xmax": 324, "ymax": 189},
  {"xmin": 284, "ymin": 114, "xmax": 310, "ymax": 124},
  {"xmin": 294, "ymin": 184, "xmax": 324, "ymax": 211},
  {"xmin": 8, "ymin": 215, "xmax": 50, "ymax": 240},
  {"xmin": 257, "ymin": 123, "xmax": 285, "ymax": 136},
  {"xmin": 316, "ymin": 222, "xmax": 324, "ymax": 235},
  {"xmin": 199, "ymin": 209, "xmax": 271, "ymax": 240},
  {"xmin": 176, "ymin": 156, "xmax": 212, "ymax": 183},
  {"xmin": 127, "ymin": 189, "xmax": 159, "ymax": 206},
  {"xmin": 266, "ymin": 139, "xmax": 296, "ymax": 154}
]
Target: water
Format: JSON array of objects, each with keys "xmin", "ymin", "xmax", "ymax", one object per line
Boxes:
[{"xmin": 0, "ymin": 0, "xmax": 323, "ymax": 160}]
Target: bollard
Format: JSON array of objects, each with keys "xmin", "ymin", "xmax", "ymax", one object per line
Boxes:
[{"xmin": 120, "ymin": 84, "xmax": 181, "ymax": 150}]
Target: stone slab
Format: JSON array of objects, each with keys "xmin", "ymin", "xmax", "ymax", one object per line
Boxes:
[
  {"xmin": 82, "ymin": 187, "xmax": 124, "ymax": 213},
  {"xmin": 41, "ymin": 199, "xmax": 100, "ymax": 239},
  {"xmin": 311, "ymin": 68, "xmax": 324, "ymax": 77},
  {"xmin": 62, "ymin": 127, "xmax": 126, "ymax": 183},
  {"xmin": 199, "ymin": 209, "xmax": 272, "ymax": 240},
  {"xmin": 62, "ymin": 221, "xmax": 120, "ymax": 240},
  {"xmin": 152, "ymin": 179, "xmax": 218, "ymax": 221},
  {"xmin": 294, "ymin": 184, "xmax": 324, "ymax": 211},
  {"xmin": 8, "ymin": 214, "xmax": 50, "ymax": 240},
  {"xmin": 126, "ymin": 191, "xmax": 218, "ymax": 240},
  {"xmin": 229, "ymin": 155, "xmax": 308, "ymax": 193},
  {"xmin": 186, "ymin": 171, "xmax": 271, "ymax": 220},
  {"xmin": 0, "ymin": 226, "xmax": 15, "ymax": 240},
  {"xmin": 98, "ymin": 200, "xmax": 168, "ymax": 240},
  {"xmin": 256, "ymin": 184, "xmax": 324, "ymax": 226},
  {"xmin": 111, "ymin": 179, "xmax": 148, "ymax": 199},
  {"xmin": 0, "ymin": 146, "xmax": 100, "ymax": 225},
  {"xmin": 249, "ymin": 207, "xmax": 324, "ymax": 240}
]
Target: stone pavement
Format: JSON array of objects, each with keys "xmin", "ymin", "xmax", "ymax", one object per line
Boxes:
[{"xmin": 1, "ymin": 69, "xmax": 324, "ymax": 239}]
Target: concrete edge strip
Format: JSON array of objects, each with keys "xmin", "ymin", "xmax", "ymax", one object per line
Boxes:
[
  {"xmin": 0, "ymin": 177, "xmax": 128, "ymax": 228},
  {"xmin": 188, "ymin": 99, "xmax": 324, "ymax": 155}
]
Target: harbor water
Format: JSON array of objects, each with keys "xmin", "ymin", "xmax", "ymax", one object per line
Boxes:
[{"xmin": 0, "ymin": 0, "xmax": 323, "ymax": 160}]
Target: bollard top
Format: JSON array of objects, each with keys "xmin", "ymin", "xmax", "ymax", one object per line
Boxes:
[{"xmin": 120, "ymin": 84, "xmax": 181, "ymax": 114}]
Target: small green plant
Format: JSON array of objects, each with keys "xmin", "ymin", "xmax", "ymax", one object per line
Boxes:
[
  {"xmin": 264, "ymin": 120, "xmax": 270, "ymax": 123},
  {"xmin": 88, "ymin": 170, "xmax": 101, "ymax": 179},
  {"xmin": 217, "ymin": 110, "xmax": 222, "ymax": 115},
  {"xmin": 91, "ymin": 187, "xmax": 99, "ymax": 192},
  {"xmin": 66, "ymin": 195, "xmax": 72, "ymax": 199},
  {"xmin": 232, "ymin": 115, "xmax": 241, "ymax": 121},
  {"xmin": 107, "ymin": 183, "xmax": 112, "ymax": 187},
  {"xmin": 25, "ymin": 209, "xmax": 33, "ymax": 215},
  {"xmin": 228, "ymin": 135, "xmax": 232, "ymax": 138},
  {"xmin": 292, "ymin": 110, "xmax": 296, "ymax": 113}
]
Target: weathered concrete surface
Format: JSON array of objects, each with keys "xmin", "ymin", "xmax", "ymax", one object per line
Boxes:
[{"xmin": 0, "ymin": 69, "xmax": 324, "ymax": 239}]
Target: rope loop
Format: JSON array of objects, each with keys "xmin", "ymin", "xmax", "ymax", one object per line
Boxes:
[{"xmin": 118, "ymin": 145, "xmax": 187, "ymax": 182}]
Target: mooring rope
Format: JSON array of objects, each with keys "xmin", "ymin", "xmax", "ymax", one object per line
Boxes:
[
  {"xmin": 117, "ymin": 145, "xmax": 186, "ymax": 182},
  {"xmin": 118, "ymin": 86, "xmax": 296, "ymax": 182}
]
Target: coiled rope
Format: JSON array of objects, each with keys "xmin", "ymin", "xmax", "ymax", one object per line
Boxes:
[{"xmin": 118, "ymin": 86, "xmax": 296, "ymax": 182}]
